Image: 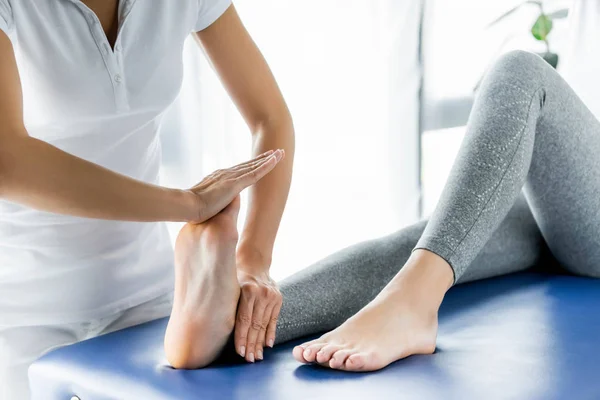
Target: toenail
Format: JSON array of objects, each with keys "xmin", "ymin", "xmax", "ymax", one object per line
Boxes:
[
  {"xmin": 304, "ymin": 349, "xmax": 311, "ymax": 357},
  {"xmin": 240, "ymin": 346, "xmax": 245, "ymax": 357},
  {"xmin": 248, "ymin": 353, "xmax": 255, "ymax": 363}
]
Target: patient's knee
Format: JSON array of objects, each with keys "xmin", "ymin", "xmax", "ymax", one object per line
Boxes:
[
  {"xmin": 489, "ymin": 50, "xmax": 548, "ymax": 83},
  {"xmin": 496, "ymin": 50, "xmax": 547, "ymax": 72},
  {"xmin": 479, "ymin": 50, "xmax": 550, "ymax": 104}
]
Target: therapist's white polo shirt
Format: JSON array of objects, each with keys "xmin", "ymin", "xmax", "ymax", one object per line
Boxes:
[{"xmin": 0, "ymin": 0, "xmax": 231, "ymax": 326}]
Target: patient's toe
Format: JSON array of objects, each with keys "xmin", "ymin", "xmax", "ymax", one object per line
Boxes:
[
  {"xmin": 316, "ymin": 344, "xmax": 342, "ymax": 364},
  {"xmin": 303, "ymin": 342, "xmax": 327, "ymax": 363},
  {"xmin": 328, "ymin": 349, "xmax": 354, "ymax": 370}
]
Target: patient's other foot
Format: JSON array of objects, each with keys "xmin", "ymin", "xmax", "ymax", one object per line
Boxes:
[
  {"xmin": 165, "ymin": 196, "xmax": 241, "ymax": 369},
  {"xmin": 293, "ymin": 250, "xmax": 453, "ymax": 372}
]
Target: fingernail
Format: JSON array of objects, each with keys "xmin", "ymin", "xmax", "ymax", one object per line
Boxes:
[
  {"xmin": 248, "ymin": 353, "xmax": 255, "ymax": 363},
  {"xmin": 275, "ymin": 151, "xmax": 283, "ymax": 161},
  {"xmin": 240, "ymin": 346, "xmax": 245, "ymax": 357},
  {"xmin": 268, "ymin": 339, "xmax": 274, "ymax": 348},
  {"xmin": 256, "ymin": 350, "xmax": 263, "ymax": 360},
  {"xmin": 263, "ymin": 150, "xmax": 274, "ymax": 156}
]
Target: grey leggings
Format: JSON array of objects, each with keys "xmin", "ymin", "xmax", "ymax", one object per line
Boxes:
[{"xmin": 274, "ymin": 50, "xmax": 600, "ymax": 344}]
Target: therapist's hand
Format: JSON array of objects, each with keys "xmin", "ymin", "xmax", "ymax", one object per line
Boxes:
[
  {"xmin": 187, "ymin": 149, "xmax": 284, "ymax": 224},
  {"xmin": 234, "ymin": 269, "xmax": 282, "ymax": 362}
]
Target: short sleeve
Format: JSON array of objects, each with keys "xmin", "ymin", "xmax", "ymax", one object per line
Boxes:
[
  {"xmin": 193, "ymin": 0, "xmax": 232, "ymax": 32},
  {"xmin": 0, "ymin": 0, "xmax": 13, "ymax": 36}
]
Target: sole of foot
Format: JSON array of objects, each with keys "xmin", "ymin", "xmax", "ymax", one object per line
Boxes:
[{"xmin": 164, "ymin": 196, "xmax": 241, "ymax": 369}]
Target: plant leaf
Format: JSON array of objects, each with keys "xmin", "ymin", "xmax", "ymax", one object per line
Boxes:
[
  {"xmin": 487, "ymin": 1, "xmax": 543, "ymax": 28},
  {"xmin": 531, "ymin": 14, "xmax": 553, "ymax": 41},
  {"xmin": 547, "ymin": 8, "xmax": 569, "ymax": 19}
]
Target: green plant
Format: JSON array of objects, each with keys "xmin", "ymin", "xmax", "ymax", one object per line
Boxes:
[{"xmin": 489, "ymin": 1, "xmax": 569, "ymax": 68}]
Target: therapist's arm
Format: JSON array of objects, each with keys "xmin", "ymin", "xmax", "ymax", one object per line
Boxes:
[
  {"xmin": 194, "ymin": 4, "xmax": 295, "ymax": 361},
  {"xmin": 0, "ymin": 31, "xmax": 280, "ymax": 223}
]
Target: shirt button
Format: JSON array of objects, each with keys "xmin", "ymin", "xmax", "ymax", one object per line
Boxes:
[
  {"xmin": 114, "ymin": 74, "xmax": 123, "ymax": 83},
  {"xmin": 115, "ymin": 44, "xmax": 122, "ymax": 52}
]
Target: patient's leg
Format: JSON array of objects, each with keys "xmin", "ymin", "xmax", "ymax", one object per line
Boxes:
[
  {"xmin": 164, "ymin": 196, "xmax": 241, "ymax": 369},
  {"xmin": 289, "ymin": 50, "xmax": 598, "ymax": 371},
  {"xmin": 281, "ymin": 194, "xmax": 546, "ymax": 366}
]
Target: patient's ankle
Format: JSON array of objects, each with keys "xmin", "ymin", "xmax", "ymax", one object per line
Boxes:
[{"xmin": 386, "ymin": 249, "xmax": 454, "ymax": 308}]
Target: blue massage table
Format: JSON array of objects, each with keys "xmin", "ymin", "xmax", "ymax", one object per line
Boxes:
[{"xmin": 29, "ymin": 272, "xmax": 600, "ymax": 399}]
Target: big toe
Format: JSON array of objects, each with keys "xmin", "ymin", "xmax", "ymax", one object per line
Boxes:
[
  {"xmin": 293, "ymin": 345, "xmax": 308, "ymax": 363},
  {"xmin": 293, "ymin": 339, "xmax": 321, "ymax": 363},
  {"xmin": 293, "ymin": 340, "xmax": 320, "ymax": 363}
]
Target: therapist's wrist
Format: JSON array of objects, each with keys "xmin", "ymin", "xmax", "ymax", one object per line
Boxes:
[
  {"xmin": 168, "ymin": 188, "xmax": 199, "ymax": 223},
  {"xmin": 236, "ymin": 241, "xmax": 272, "ymax": 274}
]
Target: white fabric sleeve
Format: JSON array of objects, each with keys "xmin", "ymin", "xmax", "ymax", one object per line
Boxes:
[
  {"xmin": 193, "ymin": 0, "xmax": 232, "ymax": 32},
  {"xmin": 0, "ymin": 0, "xmax": 13, "ymax": 36}
]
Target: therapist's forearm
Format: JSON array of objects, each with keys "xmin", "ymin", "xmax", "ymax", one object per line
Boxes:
[
  {"xmin": 237, "ymin": 119, "xmax": 295, "ymax": 272},
  {"xmin": 0, "ymin": 134, "xmax": 195, "ymax": 222}
]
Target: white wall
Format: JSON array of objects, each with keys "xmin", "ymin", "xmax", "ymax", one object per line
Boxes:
[{"xmin": 423, "ymin": 0, "xmax": 572, "ymax": 102}]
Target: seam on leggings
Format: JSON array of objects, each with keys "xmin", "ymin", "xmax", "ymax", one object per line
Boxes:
[
  {"xmin": 484, "ymin": 147, "xmax": 528, "ymax": 214},
  {"xmin": 440, "ymin": 118, "xmax": 531, "ymax": 249},
  {"xmin": 446, "ymin": 85, "xmax": 545, "ymax": 267}
]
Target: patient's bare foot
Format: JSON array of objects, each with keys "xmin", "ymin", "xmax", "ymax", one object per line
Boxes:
[
  {"xmin": 165, "ymin": 196, "xmax": 241, "ymax": 369},
  {"xmin": 293, "ymin": 250, "xmax": 453, "ymax": 372}
]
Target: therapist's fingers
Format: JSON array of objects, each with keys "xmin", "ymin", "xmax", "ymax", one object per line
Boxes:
[
  {"xmin": 230, "ymin": 153, "xmax": 279, "ymax": 181},
  {"xmin": 192, "ymin": 150, "xmax": 277, "ymax": 190},
  {"xmin": 244, "ymin": 299, "xmax": 268, "ymax": 363},
  {"xmin": 234, "ymin": 291, "xmax": 255, "ymax": 359},
  {"xmin": 255, "ymin": 301, "xmax": 276, "ymax": 361},
  {"xmin": 234, "ymin": 150, "xmax": 285, "ymax": 191},
  {"xmin": 190, "ymin": 150, "xmax": 284, "ymax": 224},
  {"xmin": 265, "ymin": 300, "xmax": 282, "ymax": 349},
  {"xmin": 229, "ymin": 150, "xmax": 275, "ymax": 171},
  {"xmin": 200, "ymin": 150, "xmax": 281, "ymax": 194}
]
